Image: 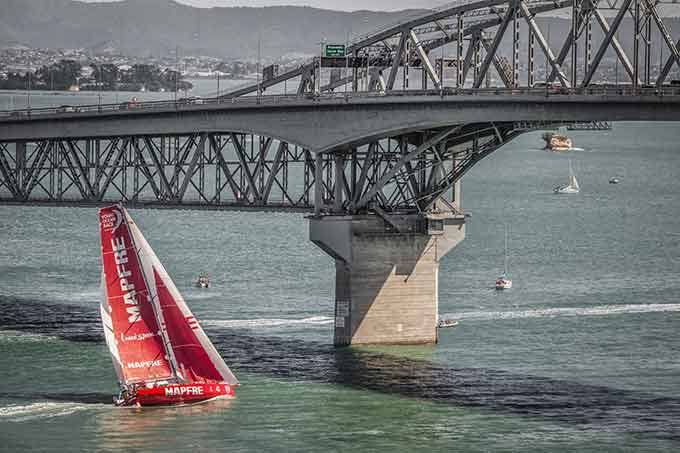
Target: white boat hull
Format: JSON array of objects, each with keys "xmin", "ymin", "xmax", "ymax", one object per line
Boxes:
[{"xmin": 554, "ymin": 186, "xmax": 579, "ymax": 194}]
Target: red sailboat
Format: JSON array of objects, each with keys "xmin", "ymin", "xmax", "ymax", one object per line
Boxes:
[{"xmin": 99, "ymin": 205, "xmax": 239, "ymax": 407}]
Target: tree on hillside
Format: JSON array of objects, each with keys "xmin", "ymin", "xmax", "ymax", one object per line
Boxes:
[
  {"xmin": 35, "ymin": 59, "xmax": 81, "ymax": 90},
  {"xmin": 131, "ymin": 64, "xmax": 161, "ymax": 86},
  {"xmin": 162, "ymin": 69, "xmax": 192, "ymax": 92},
  {"xmin": 90, "ymin": 63, "xmax": 119, "ymax": 90}
]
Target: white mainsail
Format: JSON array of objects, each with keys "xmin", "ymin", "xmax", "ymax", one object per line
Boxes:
[
  {"xmin": 570, "ymin": 174, "xmax": 579, "ymax": 190},
  {"xmin": 568, "ymin": 160, "xmax": 579, "ymax": 190}
]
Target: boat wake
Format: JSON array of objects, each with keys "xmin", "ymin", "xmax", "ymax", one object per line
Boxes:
[
  {"xmin": 0, "ymin": 402, "xmax": 98, "ymax": 422},
  {"xmin": 444, "ymin": 303, "xmax": 680, "ymax": 322},
  {"xmin": 3, "ymin": 297, "xmax": 680, "ymax": 438},
  {"xmin": 0, "ymin": 330, "xmax": 58, "ymax": 343},
  {"xmin": 203, "ymin": 316, "xmax": 334, "ymax": 329}
]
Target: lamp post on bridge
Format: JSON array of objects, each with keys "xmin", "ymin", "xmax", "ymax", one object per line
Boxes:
[
  {"xmin": 345, "ymin": 31, "xmax": 350, "ymax": 95},
  {"xmin": 26, "ymin": 65, "xmax": 31, "ymax": 114},
  {"xmin": 174, "ymin": 46, "xmax": 180, "ymax": 106},
  {"xmin": 317, "ymin": 38, "xmax": 327, "ymax": 95},
  {"xmin": 98, "ymin": 64, "xmax": 103, "ymax": 112},
  {"xmin": 257, "ymin": 36, "xmax": 262, "ymax": 100}
]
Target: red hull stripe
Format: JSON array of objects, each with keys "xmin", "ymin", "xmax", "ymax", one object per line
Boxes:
[{"xmin": 134, "ymin": 383, "xmax": 234, "ymax": 407}]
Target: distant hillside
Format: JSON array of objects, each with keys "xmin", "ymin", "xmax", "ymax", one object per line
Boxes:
[
  {"xmin": 1, "ymin": 0, "xmax": 679, "ymax": 62},
  {"xmin": 0, "ymin": 0, "xmax": 425, "ymax": 58}
]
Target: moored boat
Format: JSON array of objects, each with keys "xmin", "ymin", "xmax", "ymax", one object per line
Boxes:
[
  {"xmin": 99, "ymin": 204, "xmax": 239, "ymax": 407},
  {"xmin": 437, "ymin": 318, "xmax": 459, "ymax": 328},
  {"xmin": 196, "ymin": 275, "xmax": 210, "ymax": 288},
  {"xmin": 542, "ymin": 132, "xmax": 573, "ymax": 152},
  {"xmin": 495, "ymin": 274, "xmax": 513, "ymax": 290}
]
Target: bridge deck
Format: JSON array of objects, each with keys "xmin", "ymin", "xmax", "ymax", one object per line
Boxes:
[
  {"xmin": 2, "ymin": 88, "xmax": 680, "ymax": 150},
  {"xmin": 3, "ymin": 87, "xmax": 680, "ymax": 123}
]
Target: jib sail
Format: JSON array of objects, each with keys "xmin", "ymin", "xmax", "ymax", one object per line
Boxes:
[{"xmin": 126, "ymin": 215, "xmax": 239, "ymax": 386}]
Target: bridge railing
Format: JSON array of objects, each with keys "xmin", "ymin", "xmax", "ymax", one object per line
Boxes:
[{"xmin": 2, "ymin": 86, "xmax": 680, "ymax": 120}]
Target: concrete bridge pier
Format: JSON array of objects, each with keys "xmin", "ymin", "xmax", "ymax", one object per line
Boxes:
[{"xmin": 310, "ymin": 212, "xmax": 465, "ymax": 346}]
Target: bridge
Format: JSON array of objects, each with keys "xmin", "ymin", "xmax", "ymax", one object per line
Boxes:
[{"xmin": 2, "ymin": 0, "xmax": 680, "ymax": 347}]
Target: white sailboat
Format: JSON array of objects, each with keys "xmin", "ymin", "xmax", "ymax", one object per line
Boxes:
[
  {"xmin": 495, "ymin": 226, "xmax": 512, "ymax": 290},
  {"xmin": 554, "ymin": 160, "xmax": 580, "ymax": 194}
]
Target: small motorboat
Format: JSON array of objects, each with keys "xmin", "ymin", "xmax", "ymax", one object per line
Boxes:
[
  {"xmin": 495, "ymin": 273, "xmax": 513, "ymax": 290},
  {"xmin": 609, "ymin": 177, "xmax": 620, "ymax": 184},
  {"xmin": 437, "ymin": 318, "xmax": 459, "ymax": 328},
  {"xmin": 196, "ymin": 275, "xmax": 210, "ymax": 288},
  {"xmin": 99, "ymin": 205, "xmax": 239, "ymax": 407}
]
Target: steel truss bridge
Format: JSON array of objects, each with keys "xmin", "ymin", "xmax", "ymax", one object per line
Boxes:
[
  {"xmin": 1, "ymin": 0, "xmax": 680, "ymax": 216},
  {"xmin": 0, "ymin": 121, "xmax": 548, "ymax": 213}
]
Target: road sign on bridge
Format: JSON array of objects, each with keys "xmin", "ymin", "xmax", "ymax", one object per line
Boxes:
[{"xmin": 324, "ymin": 44, "xmax": 346, "ymax": 57}]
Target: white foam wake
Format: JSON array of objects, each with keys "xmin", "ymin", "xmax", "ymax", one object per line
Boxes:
[
  {"xmin": 444, "ymin": 303, "xmax": 680, "ymax": 322},
  {"xmin": 0, "ymin": 330, "xmax": 57, "ymax": 343},
  {"xmin": 203, "ymin": 316, "xmax": 334, "ymax": 329},
  {"xmin": 0, "ymin": 402, "xmax": 92, "ymax": 422}
]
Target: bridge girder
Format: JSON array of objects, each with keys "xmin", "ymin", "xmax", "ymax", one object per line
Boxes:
[
  {"xmin": 0, "ymin": 121, "xmax": 575, "ymax": 214},
  {"xmin": 220, "ymin": 0, "xmax": 680, "ymax": 98}
]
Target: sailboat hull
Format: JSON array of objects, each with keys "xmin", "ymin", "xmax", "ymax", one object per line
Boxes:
[
  {"xmin": 554, "ymin": 186, "xmax": 579, "ymax": 194},
  {"xmin": 118, "ymin": 383, "xmax": 235, "ymax": 407}
]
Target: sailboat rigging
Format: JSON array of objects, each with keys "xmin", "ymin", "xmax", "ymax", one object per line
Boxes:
[
  {"xmin": 554, "ymin": 160, "xmax": 580, "ymax": 194},
  {"xmin": 99, "ymin": 204, "xmax": 239, "ymax": 407}
]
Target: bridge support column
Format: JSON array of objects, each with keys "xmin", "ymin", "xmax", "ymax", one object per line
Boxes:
[{"xmin": 310, "ymin": 213, "xmax": 464, "ymax": 346}]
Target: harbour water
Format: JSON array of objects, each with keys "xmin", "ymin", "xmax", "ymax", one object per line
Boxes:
[{"xmin": 1, "ymin": 88, "xmax": 679, "ymax": 451}]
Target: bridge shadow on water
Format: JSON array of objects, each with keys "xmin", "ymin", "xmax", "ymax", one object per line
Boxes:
[{"xmin": 1, "ymin": 296, "xmax": 679, "ymax": 441}]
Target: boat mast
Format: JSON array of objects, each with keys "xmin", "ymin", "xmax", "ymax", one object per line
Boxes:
[
  {"xmin": 504, "ymin": 224, "xmax": 508, "ymax": 275},
  {"xmin": 124, "ymin": 209, "xmax": 181, "ymax": 383}
]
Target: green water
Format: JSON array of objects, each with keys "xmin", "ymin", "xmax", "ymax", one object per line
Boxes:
[{"xmin": 1, "ymin": 92, "xmax": 680, "ymax": 451}]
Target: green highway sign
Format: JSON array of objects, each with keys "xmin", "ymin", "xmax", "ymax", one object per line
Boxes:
[{"xmin": 325, "ymin": 44, "xmax": 346, "ymax": 58}]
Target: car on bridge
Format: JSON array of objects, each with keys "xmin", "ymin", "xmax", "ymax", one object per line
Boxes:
[
  {"xmin": 56, "ymin": 105, "xmax": 81, "ymax": 113},
  {"xmin": 533, "ymin": 82, "xmax": 567, "ymax": 94},
  {"xmin": 118, "ymin": 97, "xmax": 139, "ymax": 110},
  {"xmin": 178, "ymin": 96, "xmax": 205, "ymax": 105}
]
